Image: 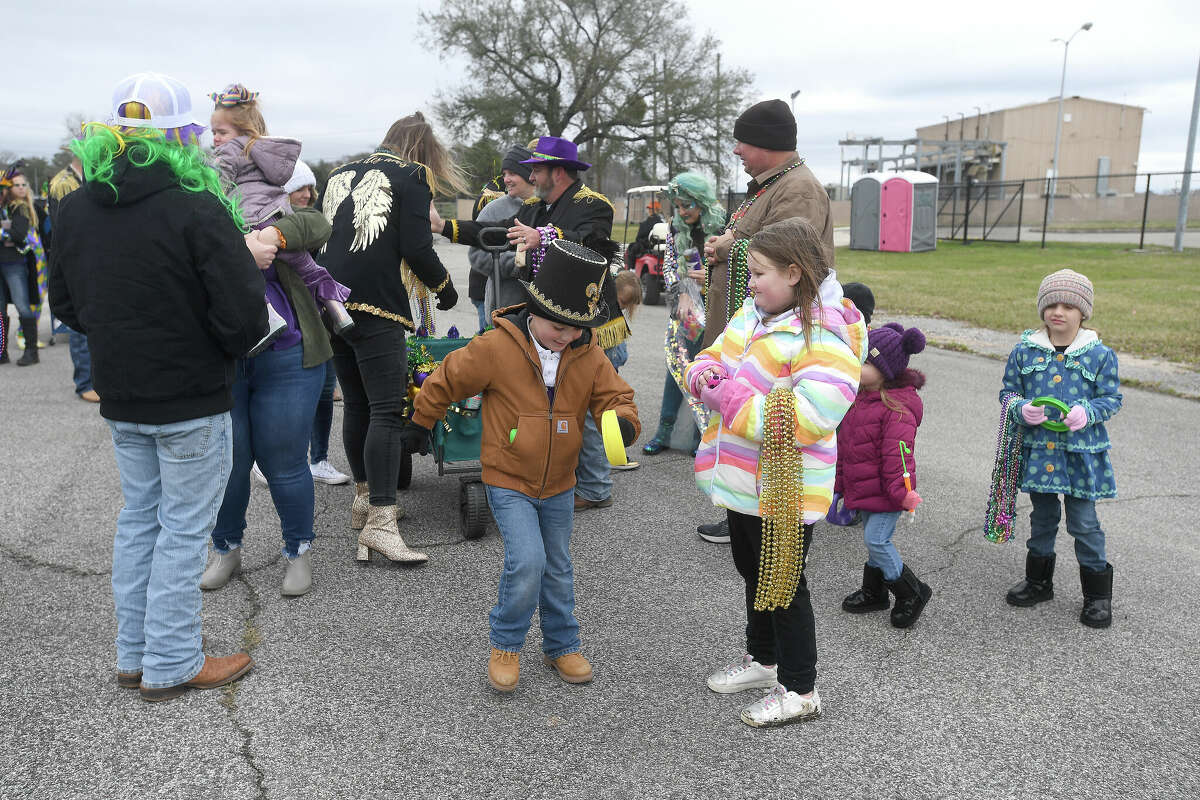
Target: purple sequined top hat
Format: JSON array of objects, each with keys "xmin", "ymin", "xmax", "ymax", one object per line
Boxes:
[
  {"xmin": 520, "ymin": 136, "xmax": 591, "ymax": 171},
  {"xmin": 1037, "ymin": 268, "xmax": 1094, "ymax": 320},
  {"xmin": 866, "ymin": 322, "xmax": 926, "ymax": 381}
]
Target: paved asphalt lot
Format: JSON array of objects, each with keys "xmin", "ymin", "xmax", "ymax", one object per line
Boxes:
[{"xmin": 2, "ymin": 240, "xmax": 1197, "ymax": 799}]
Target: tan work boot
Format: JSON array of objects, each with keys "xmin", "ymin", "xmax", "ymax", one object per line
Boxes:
[
  {"xmin": 350, "ymin": 482, "xmax": 405, "ymax": 529},
  {"xmin": 488, "ymin": 648, "xmax": 520, "ymax": 692},
  {"xmin": 139, "ymin": 653, "xmax": 254, "ymax": 702},
  {"xmin": 544, "ymin": 652, "xmax": 593, "ymax": 684},
  {"xmin": 356, "ymin": 505, "xmax": 428, "ymax": 563}
]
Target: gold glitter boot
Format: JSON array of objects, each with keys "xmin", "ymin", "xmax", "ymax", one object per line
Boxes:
[
  {"xmin": 356, "ymin": 505, "xmax": 428, "ymax": 564},
  {"xmin": 350, "ymin": 482, "xmax": 404, "ymax": 529}
]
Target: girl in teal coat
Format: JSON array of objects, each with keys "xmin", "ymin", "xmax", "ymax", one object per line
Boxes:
[{"xmin": 999, "ymin": 269, "xmax": 1122, "ymax": 628}]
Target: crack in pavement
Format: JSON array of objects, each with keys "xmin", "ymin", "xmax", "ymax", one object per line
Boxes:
[
  {"xmin": 0, "ymin": 541, "xmax": 108, "ymax": 577},
  {"xmin": 219, "ymin": 572, "xmax": 269, "ymax": 800}
]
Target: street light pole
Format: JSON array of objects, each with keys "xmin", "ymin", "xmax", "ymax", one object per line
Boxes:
[
  {"xmin": 1175, "ymin": 52, "xmax": 1200, "ymax": 253},
  {"xmin": 790, "ymin": 89, "xmax": 801, "ymax": 114},
  {"xmin": 1048, "ymin": 22, "xmax": 1092, "ymax": 223}
]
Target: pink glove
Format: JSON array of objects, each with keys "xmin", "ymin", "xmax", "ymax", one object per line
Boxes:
[
  {"xmin": 1020, "ymin": 403, "xmax": 1047, "ymax": 426},
  {"xmin": 901, "ymin": 490, "xmax": 922, "ymax": 512},
  {"xmin": 688, "ymin": 362, "xmax": 727, "ymax": 396},
  {"xmin": 1063, "ymin": 405, "xmax": 1088, "ymax": 432},
  {"xmin": 698, "ymin": 377, "xmax": 730, "ymax": 412},
  {"xmin": 717, "ymin": 380, "xmax": 757, "ymax": 428}
]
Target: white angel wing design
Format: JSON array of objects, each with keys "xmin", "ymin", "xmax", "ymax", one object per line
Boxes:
[
  {"xmin": 320, "ymin": 171, "xmax": 354, "ymax": 254},
  {"xmin": 349, "ymin": 169, "xmax": 392, "ymax": 252}
]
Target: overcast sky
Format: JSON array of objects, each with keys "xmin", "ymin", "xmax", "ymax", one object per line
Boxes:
[{"xmin": 4, "ymin": 0, "xmax": 1198, "ymax": 192}]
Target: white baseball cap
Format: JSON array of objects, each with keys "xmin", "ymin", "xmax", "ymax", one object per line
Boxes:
[{"xmin": 110, "ymin": 72, "xmax": 203, "ymax": 131}]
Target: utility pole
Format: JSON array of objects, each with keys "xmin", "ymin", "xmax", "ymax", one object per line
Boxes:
[
  {"xmin": 1048, "ymin": 22, "xmax": 1093, "ymax": 223},
  {"xmin": 1175, "ymin": 52, "xmax": 1200, "ymax": 252},
  {"xmin": 714, "ymin": 53, "xmax": 722, "ymax": 198},
  {"xmin": 651, "ymin": 54, "xmax": 658, "ymax": 180}
]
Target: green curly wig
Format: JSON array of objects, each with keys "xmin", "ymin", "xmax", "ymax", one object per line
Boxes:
[
  {"xmin": 71, "ymin": 123, "xmax": 246, "ymax": 229},
  {"xmin": 666, "ymin": 171, "xmax": 725, "ymax": 238}
]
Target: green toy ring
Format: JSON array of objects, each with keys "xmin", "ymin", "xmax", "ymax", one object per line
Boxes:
[{"xmin": 1031, "ymin": 396, "xmax": 1070, "ymax": 432}]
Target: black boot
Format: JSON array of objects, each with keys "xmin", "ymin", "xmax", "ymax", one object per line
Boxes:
[
  {"xmin": 842, "ymin": 563, "xmax": 890, "ymax": 613},
  {"xmin": 1079, "ymin": 563, "xmax": 1113, "ymax": 629},
  {"xmin": 0, "ymin": 315, "xmax": 9, "ymax": 364},
  {"xmin": 887, "ymin": 564, "xmax": 932, "ymax": 629},
  {"xmin": 16, "ymin": 317, "xmax": 39, "ymax": 366},
  {"xmin": 1006, "ymin": 552, "xmax": 1056, "ymax": 607}
]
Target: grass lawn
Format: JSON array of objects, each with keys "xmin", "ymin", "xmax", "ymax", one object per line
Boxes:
[
  {"xmin": 1043, "ymin": 220, "xmax": 1200, "ymax": 233},
  {"xmin": 836, "ymin": 241, "xmax": 1200, "ymax": 368}
]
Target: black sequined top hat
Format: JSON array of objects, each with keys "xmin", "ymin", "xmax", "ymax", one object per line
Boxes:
[{"xmin": 519, "ymin": 239, "xmax": 610, "ymax": 328}]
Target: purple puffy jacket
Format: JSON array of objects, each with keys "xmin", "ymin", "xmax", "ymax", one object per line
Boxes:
[{"xmin": 834, "ymin": 369, "xmax": 925, "ymax": 513}]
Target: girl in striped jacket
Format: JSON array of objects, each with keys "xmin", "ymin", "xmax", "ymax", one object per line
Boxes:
[{"xmin": 685, "ymin": 218, "xmax": 866, "ymax": 728}]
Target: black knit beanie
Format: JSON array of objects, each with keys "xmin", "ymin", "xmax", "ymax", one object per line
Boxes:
[
  {"xmin": 502, "ymin": 146, "xmax": 534, "ymax": 182},
  {"xmin": 842, "ymin": 282, "xmax": 875, "ymax": 325},
  {"xmin": 733, "ymin": 99, "xmax": 797, "ymax": 151}
]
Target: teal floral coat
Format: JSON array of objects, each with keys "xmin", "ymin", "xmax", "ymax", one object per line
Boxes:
[{"xmin": 999, "ymin": 328, "xmax": 1122, "ymax": 500}]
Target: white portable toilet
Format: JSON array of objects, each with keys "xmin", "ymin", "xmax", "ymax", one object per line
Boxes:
[{"xmin": 850, "ymin": 171, "xmax": 938, "ymax": 252}]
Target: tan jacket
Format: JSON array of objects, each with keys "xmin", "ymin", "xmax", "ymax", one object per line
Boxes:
[
  {"xmin": 412, "ymin": 307, "xmax": 641, "ymax": 499},
  {"xmin": 703, "ymin": 158, "xmax": 834, "ymax": 347}
]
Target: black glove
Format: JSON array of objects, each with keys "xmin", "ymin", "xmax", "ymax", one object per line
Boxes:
[
  {"xmin": 400, "ymin": 422, "xmax": 432, "ymax": 456},
  {"xmin": 435, "ymin": 281, "xmax": 458, "ymax": 311},
  {"xmin": 617, "ymin": 416, "xmax": 637, "ymax": 447}
]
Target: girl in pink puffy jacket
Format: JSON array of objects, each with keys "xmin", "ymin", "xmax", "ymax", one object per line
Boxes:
[{"xmin": 834, "ymin": 323, "xmax": 931, "ymax": 629}]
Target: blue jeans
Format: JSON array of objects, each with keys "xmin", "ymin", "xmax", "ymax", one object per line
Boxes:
[
  {"xmin": 0, "ymin": 260, "xmax": 32, "ymax": 317},
  {"xmin": 485, "ymin": 486, "xmax": 580, "ymax": 656},
  {"xmin": 309, "ymin": 360, "xmax": 337, "ymax": 463},
  {"xmin": 108, "ymin": 413, "xmax": 232, "ymax": 688},
  {"xmin": 1027, "ymin": 492, "xmax": 1107, "ymax": 570},
  {"xmin": 575, "ymin": 342, "xmax": 628, "ymax": 501},
  {"xmin": 212, "ymin": 345, "xmax": 324, "ymax": 557},
  {"xmin": 67, "ymin": 326, "xmax": 92, "ymax": 394},
  {"xmin": 862, "ymin": 511, "xmax": 904, "ymax": 582},
  {"xmin": 472, "ymin": 298, "xmax": 488, "ymax": 334}
]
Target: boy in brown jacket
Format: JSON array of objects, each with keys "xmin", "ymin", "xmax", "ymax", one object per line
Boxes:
[{"xmin": 405, "ymin": 240, "xmax": 640, "ymax": 692}]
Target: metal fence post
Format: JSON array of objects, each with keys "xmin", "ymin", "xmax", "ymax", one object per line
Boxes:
[
  {"xmin": 1040, "ymin": 176, "xmax": 1050, "ymax": 249},
  {"xmin": 983, "ymin": 181, "xmax": 991, "ymax": 241},
  {"xmin": 1016, "ymin": 181, "xmax": 1025, "ymax": 243},
  {"xmin": 1139, "ymin": 173, "xmax": 1151, "ymax": 249},
  {"xmin": 962, "ymin": 179, "xmax": 970, "ymax": 244}
]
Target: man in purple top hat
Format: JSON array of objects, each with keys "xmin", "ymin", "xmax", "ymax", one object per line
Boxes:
[{"xmin": 431, "ymin": 135, "xmax": 631, "ymax": 510}]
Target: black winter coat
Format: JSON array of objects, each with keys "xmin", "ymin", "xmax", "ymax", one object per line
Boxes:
[{"xmin": 49, "ymin": 157, "xmax": 267, "ymax": 424}]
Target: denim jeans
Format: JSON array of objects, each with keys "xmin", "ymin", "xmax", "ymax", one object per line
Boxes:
[
  {"xmin": 309, "ymin": 360, "xmax": 337, "ymax": 464},
  {"xmin": 66, "ymin": 326, "xmax": 93, "ymax": 394},
  {"xmin": 1027, "ymin": 492, "xmax": 1107, "ymax": 570},
  {"xmin": 331, "ymin": 324, "xmax": 406, "ymax": 505},
  {"xmin": 472, "ymin": 298, "xmax": 488, "ymax": 334},
  {"xmin": 727, "ymin": 510, "xmax": 817, "ymax": 695},
  {"xmin": 862, "ymin": 511, "xmax": 904, "ymax": 581},
  {"xmin": 485, "ymin": 486, "xmax": 580, "ymax": 656},
  {"xmin": 108, "ymin": 413, "xmax": 232, "ymax": 688},
  {"xmin": 0, "ymin": 260, "xmax": 32, "ymax": 317},
  {"xmin": 212, "ymin": 345, "xmax": 324, "ymax": 557},
  {"xmin": 575, "ymin": 342, "xmax": 628, "ymax": 501}
]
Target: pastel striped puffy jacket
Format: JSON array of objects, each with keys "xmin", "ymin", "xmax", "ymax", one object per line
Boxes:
[{"xmin": 685, "ymin": 274, "xmax": 867, "ymax": 522}]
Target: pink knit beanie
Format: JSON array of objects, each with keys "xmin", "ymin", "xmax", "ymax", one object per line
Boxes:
[{"xmin": 1037, "ymin": 269, "xmax": 1094, "ymax": 320}]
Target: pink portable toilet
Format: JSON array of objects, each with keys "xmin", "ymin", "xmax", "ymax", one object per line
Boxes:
[{"xmin": 851, "ymin": 171, "xmax": 938, "ymax": 253}]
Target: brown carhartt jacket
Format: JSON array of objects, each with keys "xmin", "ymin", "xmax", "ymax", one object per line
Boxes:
[
  {"xmin": 703, "ymin": 158, "xmax": 834, "ymax": 347},
  {"xmin": 411, "ymin": 306, "xmax": 641, "ymax": 499}
]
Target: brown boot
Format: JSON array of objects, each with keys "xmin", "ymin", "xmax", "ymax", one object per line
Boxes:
[
  {"xmin": 350, "ymin": 482, "xmax": 405, "ymax": 529},
  {"xmin": 356, "ymin": 504, "xmax": 427, "ymax": 563},
  {"xmin": 488, "ymin": 648, "xmax": 520, "ymax": 692},
  {"xmin": 138, "ymin": 653, "xmax": 253, "ymax": 702},
  {"xmin": 117, "ymin": 636, "xmax": 208, "ymax": 688},
  {"xmin": 544, "ymin": 652, "xmax": 593, "ymax": 684}
]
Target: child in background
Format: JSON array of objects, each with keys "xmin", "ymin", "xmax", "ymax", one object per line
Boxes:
[
  {"xmin": 1000, "ymin": 269, "xmax": 1122, "ymax": 628},
  {"xmin": 835, "ymin": 323, "xmax": 932, "ymax": 628},
  {"xmin": 609, "ymin": 269, "xmax": 643, "ymax": 469},
  {"xmin": 685, "ymin": 218, "xmax": 866, "ymax": 728},
  {"xmin": 208, "ymin": 84, "xmax": 353, "ymax": 353},
  {"xmin": 842, "ymin": 282, "xmax": 875, "ymax": 327},
  {"xmin": 406, "ymin": 239, "xmax": 639, "ymax": 693}
]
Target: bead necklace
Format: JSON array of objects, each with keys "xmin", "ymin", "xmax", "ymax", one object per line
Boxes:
[
  {"xmin": 727, "ymin": 160, "xmax": 804, "ymax": 234},
  {"xmin": 528, "ymin": 226, "xmax": 559, "ymax": 275},
  {"xmin": 725, "ymin": 239, "xmax": 751, "ymax": 322},
  {"xmin": 985, "ymin": 392, "xmax": 1026, "ymax": 543},
  {"xmin": 756, "ymin": 387, "xmax": 806, "ymax": 611}
]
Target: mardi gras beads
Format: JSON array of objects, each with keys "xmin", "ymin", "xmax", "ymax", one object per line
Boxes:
[
  {"xmin": 726, "ymin": 239, "xmax": 751, "ymax": 322},
  {"xmin": 726, "ymin": 160, "xmax": 804, "ymax": 233},
  {"xmin": 985, "ymin": 392, "xmax": 1026, "ymax": 543},
  {"xmin": 528, "ymin": 226, "xmax": 559, "ymax": 276},
  {"xmin": 755, "ymin": 387, "xmax": 805, "ymax": 611}
]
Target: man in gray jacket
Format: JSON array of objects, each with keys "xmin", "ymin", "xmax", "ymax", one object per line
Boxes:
[{"xmin": 468, "ymin": 146, "xmax": 538, "ymax": 320}]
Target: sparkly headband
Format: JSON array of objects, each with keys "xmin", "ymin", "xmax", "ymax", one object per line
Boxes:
[{"xmin": 209, "ymin": 84, "xmax": 259, "ymax": 107}]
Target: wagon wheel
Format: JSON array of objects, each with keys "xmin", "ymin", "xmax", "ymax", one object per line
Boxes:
[
  {"xmin": 460, "ymin": 480, "xmax": 490, "ymax": 540},
  {"xmin": 641, "ymin": 270, "xmax": 661, "ymax": 305},
  {"xmin": 396, "ymin": 451, "xmax": 413, "ymax": 490}
]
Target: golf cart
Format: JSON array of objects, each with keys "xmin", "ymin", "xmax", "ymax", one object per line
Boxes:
[{"xmin": 622, "ymin": 185, "xmax": 669, "ymax": 305}]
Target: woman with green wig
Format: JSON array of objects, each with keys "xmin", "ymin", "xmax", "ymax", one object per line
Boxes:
[{"xmin": 642, "ymin": 171, "xmax": 725, "ymax": 455}]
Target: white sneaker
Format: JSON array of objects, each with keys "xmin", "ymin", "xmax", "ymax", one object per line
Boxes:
[
  {"xmin": 310, "ymin": 460, "xmax": 350, "ymax": 485},
  {"xmin": 740, "ymin": 686, "xmax": 822, "ymax": 728},
  {"xmin": 250, "ymin": 462, "xmax": 267, "ymax": 487},
  {"xmin": 706, "ymin": 654, "xmax": 779, "ymax": 694}
]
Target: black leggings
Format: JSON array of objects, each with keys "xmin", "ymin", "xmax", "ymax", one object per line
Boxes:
[
  {"xmin": 331, "ymin": 324, "xmax": 407, "ymax": 506},
  {"xmin": 727, "ymin": 510, "xmax": 817, "ymax": 695}
]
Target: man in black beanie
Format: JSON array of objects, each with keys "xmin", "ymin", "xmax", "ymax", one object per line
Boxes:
[{"xmin": 695, "ymin": 98, "xmax": 836, "ymax": 546}]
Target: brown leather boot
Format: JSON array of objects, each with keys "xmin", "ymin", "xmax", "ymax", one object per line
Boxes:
[
  {"xmin": 544, "ymin": 652, "xmax": 593, "ymax": 684},
  {"xmin": 117, "ymin": 636, "xmax": 209, "ymax": 688},
  {"xmin": 356, "ymin": 504, "xmax": 427, "ymax": 563},
  {"xmin": 488, "ymin": 648, "xmax": 520, "ymax": 692},
  {"xmin": 139, "ymin": 652, "xmax": 253, "ymax": 702}
]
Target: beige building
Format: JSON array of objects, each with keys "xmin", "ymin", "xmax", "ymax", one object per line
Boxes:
[{"xmin": 913, "ymin": 97, "xmax": 1144, "ymax": 194}]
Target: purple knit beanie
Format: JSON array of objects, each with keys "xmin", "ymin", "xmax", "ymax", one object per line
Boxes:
[{"xmin": 866, "ymin": 322, "xmax": 926, "ymax": 381}]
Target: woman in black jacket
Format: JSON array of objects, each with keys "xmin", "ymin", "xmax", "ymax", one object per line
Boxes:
[
  {"xmin": 319, "ymin": 112, "xmax": 465, "ymax": 564},
  {"xmin": 1, "ymin": 170, "xmax": 41, "ymax": 366}
]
